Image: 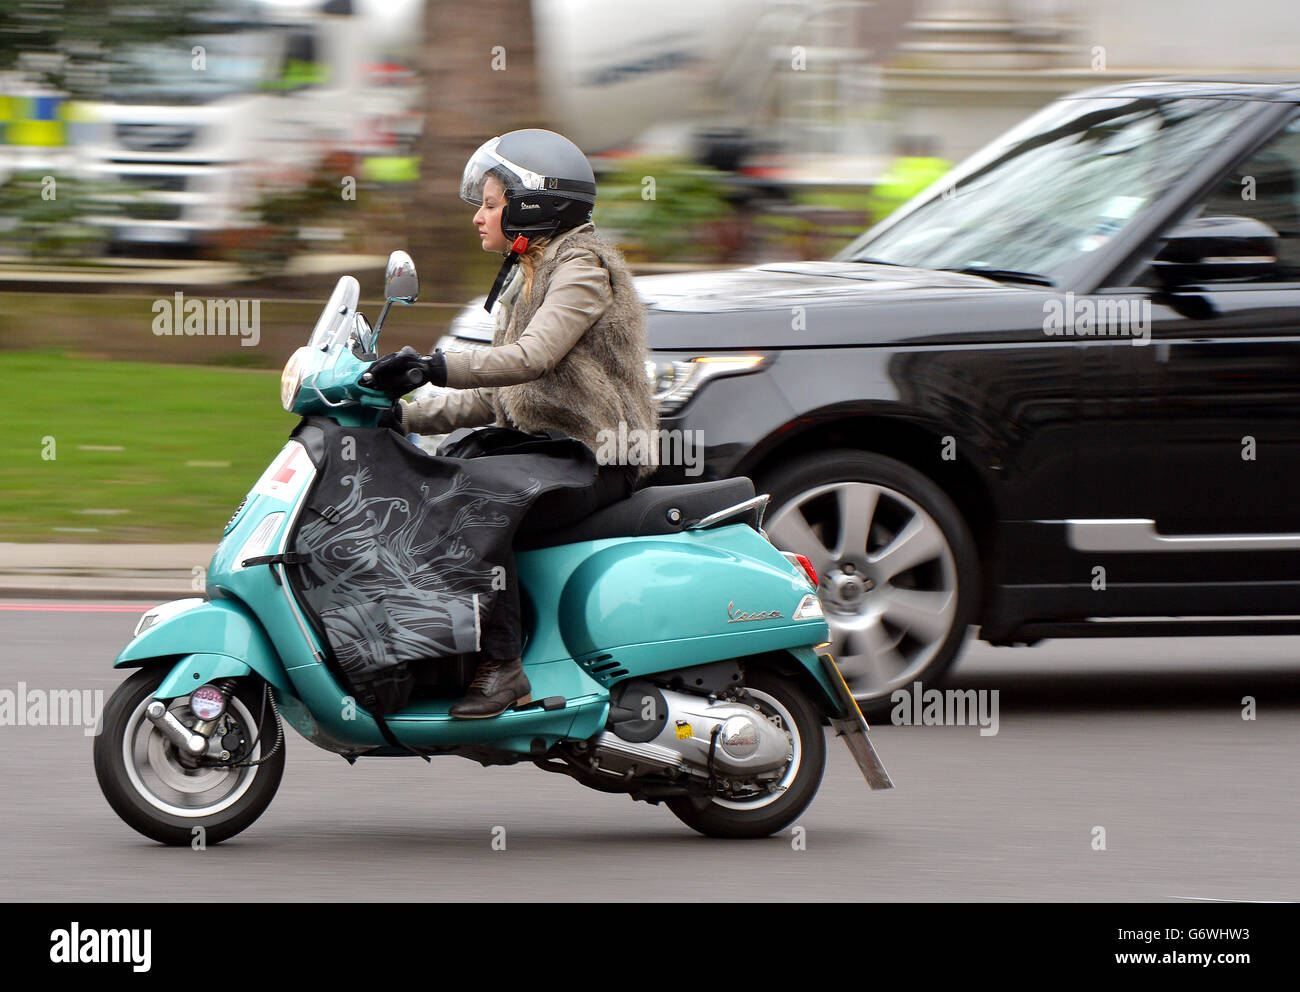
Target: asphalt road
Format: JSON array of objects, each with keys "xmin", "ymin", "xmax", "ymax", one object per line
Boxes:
[{"xmin": 3, "ymin": 599, "xmax": 1298, "ymax": 902}]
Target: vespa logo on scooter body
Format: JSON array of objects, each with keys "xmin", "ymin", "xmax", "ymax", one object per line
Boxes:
[{"xmin": 727, "ymin": 601, "xmax": 783, "ymax": 623}]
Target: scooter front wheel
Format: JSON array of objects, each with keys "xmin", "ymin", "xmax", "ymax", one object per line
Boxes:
[
  {"xmin": 93, "ymin": 667, "xmax": 284, "ymax": 846},
  {"xmin": 666, "ymin": 667, "xmax": 826, "ymax": 839}
]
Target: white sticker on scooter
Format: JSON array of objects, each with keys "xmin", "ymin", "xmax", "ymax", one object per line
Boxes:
[{"xmin": 251, "ymin": 442, "xmax": 315, "ymax": 500}]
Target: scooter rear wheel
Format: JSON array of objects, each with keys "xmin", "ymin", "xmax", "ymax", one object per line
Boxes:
[
  {"xmin": 94, "ymin": 667, "xmax": 284, "ymax": 846},
  {"xmin": 666, "ymin": 668, "xmax": 826, "ymax": 839}
]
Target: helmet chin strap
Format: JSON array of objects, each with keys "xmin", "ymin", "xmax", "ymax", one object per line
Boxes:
[
  {"xmin": 482, "ymin": 219, "xmax": 568, "ymax": 312},
  {"xmin": 483, "ymin": 234, "xmax": 530, "ymax": 312}
]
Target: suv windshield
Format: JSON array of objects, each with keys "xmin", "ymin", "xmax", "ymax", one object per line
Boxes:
[{"xmin": 838, "ymin": 96, "xmax": 1255, "ymax": 282}]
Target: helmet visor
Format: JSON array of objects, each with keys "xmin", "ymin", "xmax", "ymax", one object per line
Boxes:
[{"xmin": 459, "ymin": 136, "xmax": 545, "ymax": 205}]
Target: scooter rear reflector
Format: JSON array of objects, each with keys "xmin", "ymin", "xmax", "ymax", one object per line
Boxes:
[
  {"xmin": 781, "ymin": 551, "xmax": 818, "ymax": 588},
  {"xmin": 794, "ymin": 553, "xmax": 817, "ymax": 587}
]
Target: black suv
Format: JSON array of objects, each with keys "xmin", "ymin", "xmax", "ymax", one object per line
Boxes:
[{"xmin": 441, "ymin": 77, "xmax": 1300, "ymax": 712}]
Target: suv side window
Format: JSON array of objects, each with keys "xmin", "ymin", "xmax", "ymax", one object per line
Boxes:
[{"xmin": 1187, "ymin": 112, "xmax": 1300, "ymax": 280}]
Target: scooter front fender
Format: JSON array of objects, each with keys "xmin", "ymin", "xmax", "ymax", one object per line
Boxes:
[{"xmin": 115, "ymin": 598, "xmax": 293, "ymax": 699}]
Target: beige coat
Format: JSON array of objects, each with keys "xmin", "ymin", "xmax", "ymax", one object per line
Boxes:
[{"xmin": 401, "ymin": 222, "xmax": 660, "ymax": 476}]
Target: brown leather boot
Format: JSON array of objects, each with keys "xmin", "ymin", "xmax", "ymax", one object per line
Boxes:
[{"xmin": 449, "ymin": 658, "xmax": 532, "ymax": 719}]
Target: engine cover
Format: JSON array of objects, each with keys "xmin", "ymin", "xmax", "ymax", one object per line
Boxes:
[{"xmin": 595, "ymin": 687, "xmax": 792, "ymax": 779}]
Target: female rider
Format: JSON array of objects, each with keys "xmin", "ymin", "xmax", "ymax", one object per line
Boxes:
[{"xmin": 364, "ymin": 128, "xmax": 658, "ymax": 718}]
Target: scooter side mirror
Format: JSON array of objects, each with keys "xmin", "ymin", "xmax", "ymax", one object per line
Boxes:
[
  {"xmin": 375, "ymin": 250, "xmax": 419, "ymax": 334},
  {"xmin": 384, "ymin": 250, "xmax": 419, "ymax": 304}
]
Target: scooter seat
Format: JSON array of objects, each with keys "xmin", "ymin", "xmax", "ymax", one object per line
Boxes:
[{"xmin": 518, "ymin": 477, "xmax": 757, "ymax": 548}]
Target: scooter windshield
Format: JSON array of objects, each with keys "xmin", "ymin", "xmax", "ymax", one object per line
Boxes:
[
  {"xmin": 281, "ymin": 276, "xmax": 364, "ymax": 412},
  {"xmin": 307, "ymin": 276, "xmax": 361, "ymax": 357}
]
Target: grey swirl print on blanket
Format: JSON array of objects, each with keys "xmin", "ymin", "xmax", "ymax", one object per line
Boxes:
[
  {"xmin": 283, "ymin": 418, "xmax": 602, "ymax": 715},
  {"xmin": 291, "ymin": 464, "xmax": 540, "ymax": 688}
]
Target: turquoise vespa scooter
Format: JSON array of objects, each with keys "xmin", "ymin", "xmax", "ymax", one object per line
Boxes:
[{"xmin": 93, "ymin": 252, "xmax": 891, "ymax": 845}]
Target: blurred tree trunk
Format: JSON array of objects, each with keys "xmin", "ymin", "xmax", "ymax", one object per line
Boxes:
[
  {"xmin": 409, "ymin": 0, "xmax": 547, "ymax": 305},
  {"xmin": 0, "ymin": 1, "xmax": 214, "ymax": 97}
]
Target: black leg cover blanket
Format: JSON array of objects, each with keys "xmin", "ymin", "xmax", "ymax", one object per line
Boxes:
[{"xmin": 282, "ymin": 417, "xmax": 602, "ymax": 715}]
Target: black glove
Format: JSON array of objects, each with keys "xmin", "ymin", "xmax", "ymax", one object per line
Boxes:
[
  {"xmin": 360, "ymin": 345, "xmax": 448, "ymax": 398},
  {"xmin": 375, "ymin": 401, "xmax": 404, "ymax": 433}
]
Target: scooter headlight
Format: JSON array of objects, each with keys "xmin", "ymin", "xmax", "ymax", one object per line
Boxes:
[{"xmin": 281, "ymin": 346, "xmax": 311, "ymax": 411}]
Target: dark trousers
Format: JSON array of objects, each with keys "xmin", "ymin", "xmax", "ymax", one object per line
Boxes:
[{"xmin": 480, "ymin": 462, "xmax": 638, "ymax": 659}]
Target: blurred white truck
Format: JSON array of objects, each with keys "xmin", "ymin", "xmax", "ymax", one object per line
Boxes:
[{"xmin": 76, "ymin": 0, "xmax": 418, "ymax": 248}]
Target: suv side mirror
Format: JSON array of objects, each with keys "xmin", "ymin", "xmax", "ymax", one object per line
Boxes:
[
  {"xmin": 375, "ymin": 250, "xmax": 418, "ymax": 333},
  {"xmin": 1153, "ymin": 215, "xmax": 1279, "ymax": 286}
]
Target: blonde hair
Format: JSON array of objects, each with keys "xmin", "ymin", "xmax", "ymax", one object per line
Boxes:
[
  {"xmin": 483, "ymin": 173, "xmax": 552, "ymax": 301},
  {"xmin": 517, "ymin": 236, "xmax": 550, "ymax": 303}
]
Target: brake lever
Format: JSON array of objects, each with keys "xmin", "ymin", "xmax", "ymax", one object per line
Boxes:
[{"xmin": 307, "ymin": 381, "xmax": 355, "ymax": 409}]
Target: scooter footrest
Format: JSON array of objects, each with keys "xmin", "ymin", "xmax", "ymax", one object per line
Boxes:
[{"xmin": 517, "ymin": 695, "xmax": 567, "ymax": 712}]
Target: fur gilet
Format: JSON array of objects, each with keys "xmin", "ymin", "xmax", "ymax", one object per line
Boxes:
[{"xmin": 492, "ymin": 229, "xmax": 659, "ymax": 476}]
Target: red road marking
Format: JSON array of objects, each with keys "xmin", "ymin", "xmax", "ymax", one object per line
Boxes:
[{"xmin": 0, "ymin": 603, "xmax": 149, "ymax": 613}]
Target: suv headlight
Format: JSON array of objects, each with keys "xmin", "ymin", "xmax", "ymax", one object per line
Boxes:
[{"xmin": 646, "ymin": 354, "xmax": 768, "ymax": 415}]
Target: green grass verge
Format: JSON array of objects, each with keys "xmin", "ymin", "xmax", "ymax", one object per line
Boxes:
[{"xmin": 0, "ymin": 351, "xmax": 296, "ymax": 542}]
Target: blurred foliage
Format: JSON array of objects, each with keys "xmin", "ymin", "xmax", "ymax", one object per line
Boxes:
[
  {"xmin": 0, "ymin": 0, "xmax": 216, "ymax": 98},
  {"xmin": 593, "ymin": 155, "xmax": 881, "ymax": 264},
  {"xmin": 595, "ymin": 155, "xmax": 738, "ymax": 263},
  {"xmin": 866, "ymin": 155, "xmax": 952, "ymax": 223},
  {"xmin": 216, "ymin": 152, "xmax": 360, "ymax": 277},
  {"xmin": 749, "ymin": 187, "xmax": 874, "ymax": 260},
  {"xmin": 0, "ymin": 169, "xmax": 125, "ymax": 258}
]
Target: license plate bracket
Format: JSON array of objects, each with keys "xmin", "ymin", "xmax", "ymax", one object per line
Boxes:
[{"xmin": 820, "ymin": 654, "xmax": 894, "ymax": 790}]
